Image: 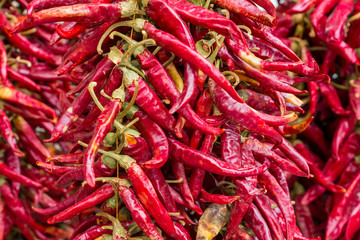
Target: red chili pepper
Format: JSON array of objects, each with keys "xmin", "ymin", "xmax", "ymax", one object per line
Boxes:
[
  {"xmin": 349, "ymin": 80, "xmax": 360, "ymax": 120},
  {"xmin": 163, "ymin": 0, "xmax": 246, "ymax": 44},
  {"xmin": 0, "ymin": 161, "xmax": 43, "ymax": 188},
  {"xmin": 100, "ymin": 152, "xmax": 179, "ymax": 238},
  {"xmin": 56, "ymin": 21, "xmax": 116, "ymax": 75},
  {"xmin": 218, "ymin": 45, "xmax": 307, "ymax": 95},
  {"xmin": 6, "ymin": 66, "xmax": 41, "ymax": 91},
  {"xmin": 244, "ymin": 138, "xmax": 308, "ymax": 177},
  {"xmin": 0, "ymin": 86, "xmax": 57, "ymax": 123},
  {"xmin": 48, "ymin": 183, "xmax": 114, "ymax": 223},
  {"xmin": 286, "ymin": 0, "xmax": 321, "ymax": 14},
  {"xmin": 169, "ymin": 138, "xmax": 268, "ymax": 177},
  {"xmin": 74, "ymin": 67, "xmax": 122, "ymax": 133},
  {"xmin": 0, "ymin": 10, "xmax": 61, "ymax": 66},
  {"xmin": 345, "ymin": 201, "xmax": 360, "ymax": 240},
  {"xmin": 214, "ymin": 0, "xmax": 276, "ymax": 27},
  {"xmin": 126, "ymin": 106, "xmax": 168, "ymax": 169},
  {"xmin": 27, "ymin": 0, "xmax": 91, "ymax": 16},
  {"xmin": 126, "ymin": 19, "xmax": 244, "ymax": 105},
  {"xmin": 46, "ymin": 58, "xmax": 114, "ymax": 142},
  {"xmin": 117, "ymin": 184, "xmax": 164, "ymax": 240},
  {"xmin": 13, "ymin": 115, "xmax": 51, "ymax": 159},
  {"xmin": 258, "ymin": 169, "xmax": 296, "ymax": 240},
  {"xmin": 254, "ymin": 194, "xmax": 285, "ymax": 240},
  {"xmin": 244, "ymin": 203, "xmax": 273, "ymax": 240},
  {"xmin": 145, "ymin": 0, "xmax": 198, "ymax": 114},
  {"xmin": 0, "ymin": 183, "xmax": 52, "ymax": 235},
  {"xmin": 0, "ymin": 39, "xmax": 11, "ymax": 88},
  {"xmin": 198, "ymin": 188, "xmax": 239, "ymax": 205},
  {"xmin": 0, "ymin": 109, "xmax": 24, "ymax": 157},
  {"xmin": 73, "ymin": 224, "xmax": 112, "ymax": 240},
  {"xmin": 168, "ymin": 185, "xmax": 203, "ymax": 215},
  {"xmin": 132, "ymin": 48, "xmax": 223, "ymax": 136},
  {"xmin": 121, "ymin": 67, "xmax": 185, "ymax": 140},
  {"xmin": 294, "ymin": 196, "xmax": 317, "ymax": 239},
  {"xmin": 330, "ymin": 112, "xmax": 357, "ymax": 160},
  {"xmin": 84, "ymin": 99, "xmax": 120, "ymax": 187},
  {"xmin": 208, "ymin": 77, "xmax": 283, "ymax": 144},
  {"xmin": 324, "ymin": 0, "xmax": 354, "ymax": 43},
  {"xmin": 33, "ymin": 185, "xmax": 93, "ymax": 215},
  {"xmin": 4, "ymin": 150, "xmax": 21, "ymax": 195},
  {"xmin": 326, "ymin": 171, "xmax": 360, "ymax": 240},
  {"xmin": 12, "ymin": 1, "xmax": 137, "ymax": 33},
  {"xmin": 189, "ymin": 134, "xmax": 215, "ymax": 200}
]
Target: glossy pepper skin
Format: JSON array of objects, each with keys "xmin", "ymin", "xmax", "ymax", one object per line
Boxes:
[
  {"xmin": 168, "ymin": 138, "xmax": 268, "ymax": 177},
  {"xmin": 84, "ymin": 99, "xmax": 121, "ymax": 187},
  {"xmin": 47, "ymin": 183, "xmax": 115, "ymax": 223},
  {"xmin": 145, "ymin": 0, "xmax": 198, "ymax": 114},
  {"xmin": 127, "ymin": 106, "xmax": 169, "ymax": 169},
  {"xmin": 208, "ymin": 78, "xmax": 283, "ymax": 145},
  {"xmin": 0, "ymin": 109, "xmax": 23, "ymax": 157},
  {"xmin": 118, "ymin": 185, "xmax": 164, "ymax": 240}
]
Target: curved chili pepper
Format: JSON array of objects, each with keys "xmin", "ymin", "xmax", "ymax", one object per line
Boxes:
[
  {"xmin": 326, "ymin": 171, "xmax": 360, "ymax": 240},
  {"xmin": 258, "ymin": 169, "xmax": 296, "ymax": 240},
  {"xmin": 46, "ymin": 58, "xmax": 114, "ymax": 142},
  {"xmin": 73, "ymin": 225, "xmax": 112, "ymax": 240},
  {"xmin": 168, "ymin": 185, "xmax": 203, "ymax": 215},
  {"xmin": 0, "ymin": 39, "xmax": 11, "ymax": 88},
  {"xmin": 0, "ymin": 161, "xmax": 42, "ymax": 188},
  {"xmin": 101, "ymin": 152, "xmax": 179, "ymax": 238},
  {"xmin": 208, "ymin": 77, "xmax": 283, "ymax": 144},
  {"xmin": 6, "ymin": 66, "xmax": 41, "ymax": 91},
  {"xmin": 275, "ymin": 116, "xmax": 314, "ymax": 135},
  {"xmin": 221, "ymin": 123, "xmax": 242, "ymax": 166},
  {"xmin": 56, "ymin": 21, "xmax": 116, "ymax": 75},
  {"xmin": 145, "ymin": 0, "xmax": 198, "ymax": 114},
  {"xmin": 32, "ymin": 185, "xmax": 93, "ymax": 215},
  {"xmin": 294, "ymin": 196, "xmax": 317, "ymax": 239},
  {"xmin": 48, "ymin": 183, "xmax": 114, "ymax": 223},
  {"xmin": 214, "ymin": 0, "xmax": 276, "ymax": 27},
  {"xmin": 12, "ymin": 1, "xmax": 138, "ymax": 33},
  {"xmin": 0, "ymin": 86, "xmax": 57, "ymax": 122},
  {"xmin": 27, "ymin": 0, "xmax": 91, "ymax": 16},
  {"xmin": 244, "ymin": 203, "xmax": 273, "ymax": 240},
  {"xmin": 162, "ymin": 0, "xmax": 246, "ymax": 44},
  {"xmin": 0, "ymin": 183, "xmax": 50, "ymax": 235},
  {"xmin": 349, "ymin": 80, "xmax": 360, "ymax": 120},
  {"xmin": 74, "ymin": 67, "xmax": 122, "ymax": 133},
  {"xmin": 128, "ymin": 19, "xmax": 244, "ymax": 105},
  {"xmin": 189, "ymin": 134, "xmax": 215, "ymax": 200},
  {"xmin": 244, "ymin": 138, "xmax": 308, "ymax": 177},
  {"xmin": 13, "ymin": 115, "xmax": 51, "ymax": 159},
  {"xmin": 218, "ymin": 45, "xmax": 307, "ymax": 95},
  {"xmin": 331, "ymin": 112, "xmax": 357, "ymax": 160},
  {"xmin": 254, "ymin": 195, "xmax": 285, "ymax": 240},
  {"xmin": 121, "ymin": 67, "xmax": 185, "ymax": 140},
  {"xmin": 345, "ymin": 202, "xmax": 360, "ymax": 240},
  {"xmin": 0, "ymin": 109, "xmax": 23, "ymax": 157},
  {"xmin": 132, "ymin": 48, "xmax": 223, "ymax": 136},
  {"xmin": 118, "ymin": 185, "xmax": 164, "ymax": 240},
  {"xmin": 198, "ymin": 189, "xmax": 239, "ymax": 205},
  {"xmin": 126, "ymin": 106, "xmax": 168, "ymax": 169},
  {"xmin": 170, "ymin": 160, "xmax": 195, "ymax": 207},
  {"xmin": 324, "ymin": 0, "xmax": 354, "ymax": 43},
  {"xmin": 169, "ymin": 138, "xmax": 268, "ymax": 177},
  {"xmin": 0, "ymin": 10, "xmax": 61, "ymax": 66},
  {"xmin": 196, "ymin": 204, "xmax": 231, "ymax": 240},
  {"xmin": 5, "ymin": 150, "xmax": 21, "ymax": 195},
  {"xmin": 286, "ymin": 0, "xmax": 321, "ymax": 14},
  {"xmin": 84, "ymin": 99, "xmax": 120, "ymax": 187}
]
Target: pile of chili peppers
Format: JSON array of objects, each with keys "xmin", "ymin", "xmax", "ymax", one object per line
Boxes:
[{"xmin": 0, "ymin": 0, "xmax": 359, "ymax": 239}]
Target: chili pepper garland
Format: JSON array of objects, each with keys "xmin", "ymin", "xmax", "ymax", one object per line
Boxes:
[{"xmin": 0, "ymin": 0, "xmax": 359, "ymax": 239}]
